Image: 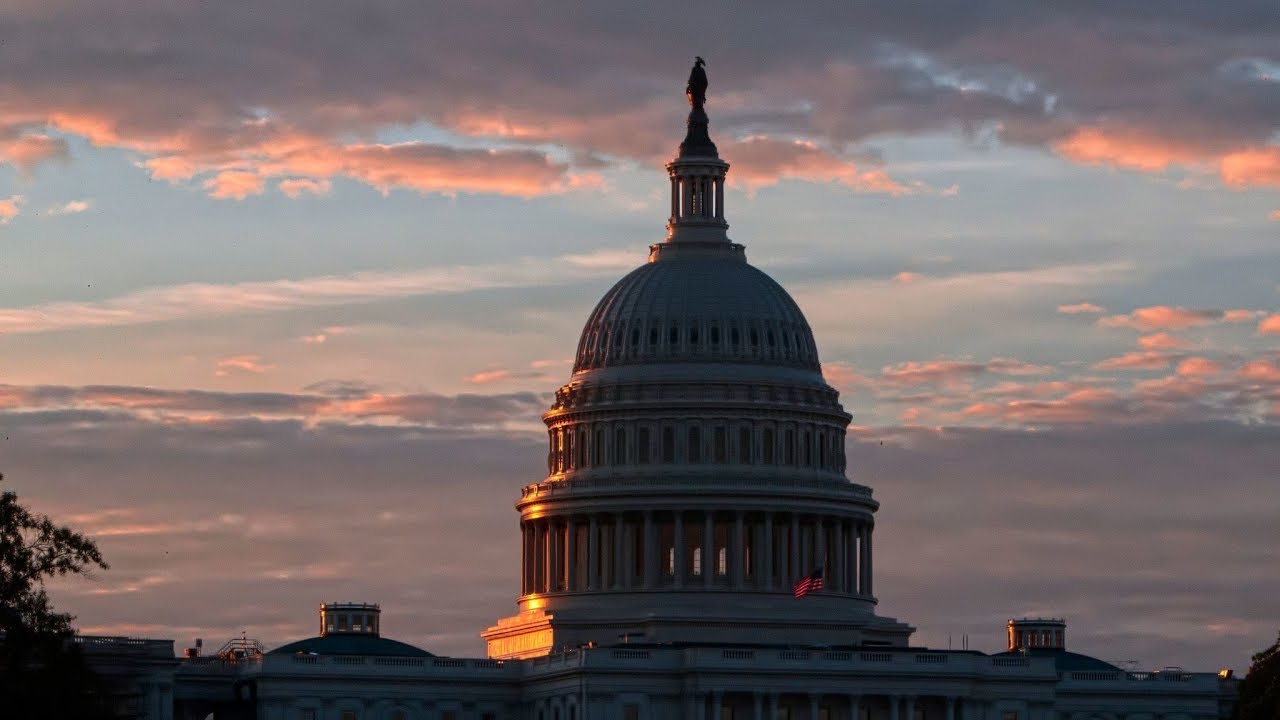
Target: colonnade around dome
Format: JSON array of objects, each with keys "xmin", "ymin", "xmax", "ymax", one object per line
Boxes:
[{"xmin": 518, "ymin": 509, "xmax": 873, "ymax": 598}]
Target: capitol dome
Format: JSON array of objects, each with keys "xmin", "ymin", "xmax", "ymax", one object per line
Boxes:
[
  {"xmin": 485, "ymin": 59, "xmax": 913, "ymax": 659},
  {"xmin": 573, "ymin": 242, "xmax": 821, "ymax": 373}
]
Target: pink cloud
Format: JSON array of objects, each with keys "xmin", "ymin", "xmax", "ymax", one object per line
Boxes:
[
  {"xmin": 893, "ymin": 271, "xmax": 921, "ymax": 284},
  {"xmin": 466, "ymin": 370, "xmax": 513, "ymax": 385},
  {"xmin": 0, "ymin": 195, "xmax": 22, "ymax": 224},
  {"xmin": 278, "ymin": 178, "xmax": 332, "ymax": 198},
  {"xmin": 214, "ymin": 354, "xmax": 273, "ymax": 376},
  {"xmin": 1058, "ymin": 302, "xmax": 1105, "ymax": 314},
  {"xmin": 1222, "ymin": 309, "xmax": 1259, "ymax": 323},
  {"xmin": 1053, "ymin": 128, "xmax": 1204, "ymax": 173},
  {"xmin": 1, "ymin": 133, "xmax": 69, "ymax": 171},
  {"xmin": 1175, "ymin": 357, "xmax": 1221, "ymax": 378},
  {"xmin": 822, "ymin": 362, "xmax": 873, "ymax": 391},
  {"xmin": 1220, "ymin": 147, "xmax": 1280, "ymax": 188},
  {"xmin": 1270, "ymin": 210, "xmax": 1280, "ymax": 222},
  {"xmin": 1138, "ymin": 332, "xmax": 1189, "ymax": 350},
  {"xmin": 878, "ymin": 357, "xmax": 1050, "ymax": 386},
  {"xmin": 1237, "ymin": 359, "xmax": 1280, "ymax": 384},
  {"xmin": 1099, "ymin": 306, "xmax": 1225, "ymax": 330},
  {"xmin": 1258, "ymin": 314, "xmax": 1280, "ymax": 335},
  {"xmin": 1094, "ymin": 351, "xmax": 1178, "ymax": 370},
  {"xmin": 725, "ymin": 137, "xmax": 914, "ymax": 195},
  {"xmin": 203, "ymin": 170, "xmax": 266, "ymax": 200}
]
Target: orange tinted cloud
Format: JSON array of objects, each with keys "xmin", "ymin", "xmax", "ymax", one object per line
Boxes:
[
  {"xmin": 1, "ymin": 133, "xmax": 69, "ymax": 171},
  {"xmin": 1094, "ymin": 351, "xmax": 1177, "ymax": 370},
  {"xmin": 278, "ymin": 178, "xmax": 332, "ymax": 198},
  {"xmin": 1053, "ymin": 128, "xmax": 1202, "ymax": 173},
  {"xmin": 726, "ymin": 137, "xmax": 914, "ymax": 195},
  {"xmin": 214, "ymin": 354, "xmax": 273, "ymax": 376},
  {"xmin": 467, "ymin": 370, "xmax": 513, "ymax": 385},
  {"xmin": 1258, "ymin": 314, "xmax": 1280, "ymax": 335},
  {"xmin": 879, "ymin": 357, "xmax": 1050, "ymax": 386},
  {"xmin": 1237, "ymin": 359, "xmax": 1280, "ymax": 384},
  {"xmin": 1058, "ymin": 302, "xmax": 1105, "ymax": 314},
  {"xmin": 1099, "ymin": 306, "xmax": 1223, "ymax": 330},
  {"xmin": 1175, "ymin": 357, "xmax": 1221, "ymax": 378},
  {"xmin": 203, "ymin": 170, "xmax": 266, "ymax": 200},
  {"xmin": 1138, "ymin": 332, "xmax": 1189, "ymax": 350},
  {"xmin": 893, "ymin": 271, "xmax": 921, "ymax": 284},
  {"xmin": 1220, "ymin": 147, "xmax": 1280, "ymax": 188},
  {"xmin": 0, "ymin": 195, "xmax": 21, "ymax": 223}
]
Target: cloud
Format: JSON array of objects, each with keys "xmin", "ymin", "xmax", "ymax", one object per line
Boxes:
[
  {"xmin": 878, "ymin": 357, "xmax": 1052, "ymax": 387},
  {"xmin": 725, "ymin": 137, "xmax": 916, "ymax": 195},
  {"xmin": 202, "ymin": 170, "xmax": 266, "ymax": 200},
  {"xmin": 1259, "ymin": 314, "xmax": 1280, "ymax": 335},
  {"xmin": 1176, "ymin": 357, "xmax": 1222, "ymax": 378},
  {"xmin": 214, "ymin": 354, "xmax": 273, "ymax": 376},
  {"xmin": 47, "ymin": 199, "xmax": 91, "ymax": 215},
  {"xmin": 1220, "ymin": 147, "xmax": 1280, "ymax": 188},
  {"xmin": 0, "ymin": 195, "xmax": 22, "ymax": 224},
  {"xmin": 300, "ymin": 326, "xmax": 347, "ymax": 345},
  {"xmin": 1270, "ymin": 210, "xmax": 1280, "ymax": 221},
  {"xmin": 1057, "ymin": 302, "xmax": 1105, "ymax": 314},
  {"xmin": 1099, "ymin": 306, "xmax": 1229, "ymax": 331},
  {"xmin": 1094, "ymin": 351, "xmax": 1180, "ymax": 371},
  {"xmin": 0, "ymin": 252, "xmax": 627, "ymax": 335},
  {"xmin": 278, "ymin": 178, "xmax": 332, "ymax": 198},
  {"xmin": 1138, "ymin": 332, "xmax": 1190, "ymax": 350},
  {"xmin": 1, "ymin": 133, "xmax": 69, "ymax": 171},
  {"xmin": 893, "ymin": 271, "xmax": 921, "ymax": 284}
]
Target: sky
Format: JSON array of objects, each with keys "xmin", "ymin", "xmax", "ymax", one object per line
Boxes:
[{"xmin": 1, "ymin": 1, "xmax": 1278, "ymax": 671}]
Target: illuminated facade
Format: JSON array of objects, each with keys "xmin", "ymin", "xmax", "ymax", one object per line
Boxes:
[{"xmin": 96, "ymin": 63, "xmax": 1236, "ymax": 720}]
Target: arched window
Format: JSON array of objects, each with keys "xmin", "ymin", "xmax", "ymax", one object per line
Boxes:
[
  {"xmin": 710, "ymin": 325, "xmax": 721, "ymax": 346},
  {"xmin": 714, "ymin": 426, "xmax": 727, "ymax": 463},
  {"xmin": 738, "ymin": 426, "xmax": 752, "ymax": 463},
  {"xmin": 688, "ymin": 426, "xmax": 702, "ymax": 463},
  {"xmin": 669, "ymin": 325, "xmax": 679, "ymax": 346},
  {"xmin": 576, "ymin": 427, "xmax": 587, "ymax": 469},
  {"xmin": 762, "ymin": 427, "xmax": 775, "ymax": 464},
  {"xmin": 662, "ymin": 426, "xmax": 676, "ymax": 463},
  {"xmin": 784, "ymin": 428, "xmax": 796, "ymax": 465},
  {"xmin": 689, "ymin": 326, "xmax": 700, "ymax": 346},
  {"xmin": 565, "ymin": 431, "xmax": 576, "ymax": 470},
  {"xmin": 803, "ymin": 429, "xmax": 812, "ymax": 466},
  {"xmin": 648, "ymin": 327, "xmax": 658, "ymax": 346},
  {"xmin": 593, "ymin": 427, "xmax": 605, "ymax": 466}
]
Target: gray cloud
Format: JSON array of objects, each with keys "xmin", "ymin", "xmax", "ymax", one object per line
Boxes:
[{"xmin": 0, "ymin": 2, "xmax": 1276, "ymax": 192}]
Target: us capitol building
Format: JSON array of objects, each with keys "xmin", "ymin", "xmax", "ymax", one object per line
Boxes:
[{"xmin": 86, "ymin": 62, "xmax": 1237, "ymax": 720}]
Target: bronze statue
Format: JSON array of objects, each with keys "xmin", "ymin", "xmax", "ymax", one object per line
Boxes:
[{"xmin": 686, "ymin": 56, "xmax": 708, "ymax": 110}]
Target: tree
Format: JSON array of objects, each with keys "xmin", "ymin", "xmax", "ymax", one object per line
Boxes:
[
  {"xmin": 1, "ymin": 472, "xmax": 109, "ymax": 634},
  {"xmin": 1234, "ymin": 630, "xmax": 1280, "ymax": 720},
  {"xmin": 1, "ymin": 473, "xmax": 115, "ymax": 719}
]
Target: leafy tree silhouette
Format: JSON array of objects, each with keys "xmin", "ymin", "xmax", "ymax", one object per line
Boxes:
[
  {"xmin": 1234, "ymin": 630, "xmax": 1280, "ymax": 720},
  {"xmin": 1, "ymin": 473, "xmax": 115, "ymax": 719}
]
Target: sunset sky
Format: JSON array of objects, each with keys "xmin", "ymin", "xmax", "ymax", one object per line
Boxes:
[{"xmin": 2, "ymin": 2, "xmax": 1278, "ymax": 670}]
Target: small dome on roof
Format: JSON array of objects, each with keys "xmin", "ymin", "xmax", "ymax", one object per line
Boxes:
[{"xmin": 268, "ymin": 633, "xmax": 432, "ymax": 658}]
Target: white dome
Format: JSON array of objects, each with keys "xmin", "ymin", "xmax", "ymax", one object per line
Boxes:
[{"xmin": 573, "ymin": 242, "xmax": 820, "ymax": 374}]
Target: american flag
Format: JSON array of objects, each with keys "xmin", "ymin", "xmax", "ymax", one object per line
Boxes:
[{"xmin": 792, "ymin": 568, "xmax": 824, "ymax": 598}]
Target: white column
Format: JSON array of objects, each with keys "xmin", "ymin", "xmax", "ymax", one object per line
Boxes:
[
  {"xmin": 835, "ymin": 521, "xmax": 846, "ymax": 593},
  {"xmin": 762, "ymin": 512, "xmax": 774, "ymax": 590},
  {"xmin": 644, "ymin": 510, "xmax": 656, "ymax": 589},
  {"xmin": 816, "ymin": 517, "xmax": 826, "ymax": 575},
  {"xmin": 565, "ymin": 518, "xmax": 577, "ymax": 592},
  {"xmin": 674, "ymin": 511, "xmax": 685, "ymax": 588},
  {"xmin": 715, "ymin": 178, "xmax": 725, "ymax": 221},
  {"xmin": 614, "ymin": 513, "xmax": 626, "ymax": 589},
  {"xmin": 865, "ymin": 525, "xmax": 874, "ymax": 596},
  {"xmin": 587, "ymin": 515, "xmax": 599, "ymax": 591},
  {"xmin": 790, "ymin": 514, "xmax": 800, "ymax": 580},
  {"xmin": 549, "ymin": 521, "xmax": 560, "ymax": 592},
  {"xmin": 541, "ymin": 520, "xmax": 551, "ymax": 593},
  {"xmin": 733, "ymin": 510, "xmax": 746, "ymax": 590},
  {"xmin": 703, "ymin": 510, "xmax": 715, "ymax": 587}
]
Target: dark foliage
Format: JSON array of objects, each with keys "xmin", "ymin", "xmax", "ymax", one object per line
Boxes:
[
  {"xmin": 1233, "ymin": 631, "xmax": 1280, "ymax": 720},
  {"xmin": 0, "ymin": 473, "xmax": 116, "ymax": 719}
]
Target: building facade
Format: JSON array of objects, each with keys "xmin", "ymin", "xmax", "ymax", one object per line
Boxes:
[{"xmin": 93, "ymin": 62, "xmax": 1235, "ymax": 720}]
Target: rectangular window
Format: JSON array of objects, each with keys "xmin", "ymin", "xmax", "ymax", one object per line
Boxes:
[
  {"xmin": 341, "ymin": 712, "xmax": 357, "ymax": 720},
  {"xmin": 1002, "ymin": 713, "xmax": 1019, "ymax": 720},
  {"xmin": 714, "ymin": 426, "xmax": 727, "ymax": 463},
  {"xmin": 662, "ymin": 426, "xmax": 676, "ymax": 463},
  {"xmin": 301, "ymin": 711, "xmax": 317, "ymax": 720},
  {"xmin": 624, "ymin": 704, "xmax": 640, "ymax": 720},
  {"xmin": 688, "ymin": 426, "xmax": 701, "ymax": 463},
  {"xmin": 738, "ymin": 426, "xmax": 751, "ymax": 463},
  {"xmin": 762, "ymin": 428, "xmax": 775, "ymax": 464},
  {"xmin": 441, "ymin": 712, "xmax": 457, "ymax": 720}
]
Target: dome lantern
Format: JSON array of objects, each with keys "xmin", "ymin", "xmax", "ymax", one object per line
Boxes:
[{"xmin": 666, "ymin": 57, "xmax": 731, "ymax": 244}]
